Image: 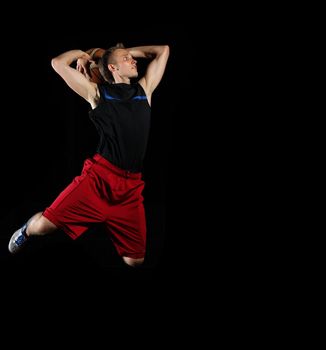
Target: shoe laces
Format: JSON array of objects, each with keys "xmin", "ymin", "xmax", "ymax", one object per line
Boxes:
[{"xmin": 15, "ymin": 227, "xmax": 28, "ymax": 246}]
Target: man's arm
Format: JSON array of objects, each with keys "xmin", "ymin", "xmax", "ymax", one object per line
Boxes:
[
  {"xmin": 51, "ymin": 49, "xmax": 99, "ymax": 107},
  {"xmin": 128, "ymin": 45, "xmax": 170, "ymax": 97}
]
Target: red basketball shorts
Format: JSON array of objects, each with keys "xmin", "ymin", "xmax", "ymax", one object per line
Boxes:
[{"xmin": 43, "ymin": 154, "xmax": 146, "ymax": 259}]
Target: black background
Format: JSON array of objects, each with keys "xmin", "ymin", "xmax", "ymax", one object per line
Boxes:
[{"xmin": 0, "ymin": 13, "xmax": 298, "ymax": 342}]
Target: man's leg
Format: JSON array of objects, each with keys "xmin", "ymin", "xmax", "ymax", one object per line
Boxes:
[{"xmin": 122, "ymin": 256, "xmax": 144, "ymax": 268}]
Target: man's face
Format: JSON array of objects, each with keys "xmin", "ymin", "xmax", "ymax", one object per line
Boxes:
[{"xmin": 112, "ymin": 49, "xmax": 138, "ymax": 78}]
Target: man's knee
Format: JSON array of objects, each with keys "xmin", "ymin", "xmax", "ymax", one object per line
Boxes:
[
  {"xmin": 27, "ymin": 212, "xmax": 57, "ymax": 236},
  {"xmin": 122, "ymin": 256, "xmax": 144, "ymax": 268}
]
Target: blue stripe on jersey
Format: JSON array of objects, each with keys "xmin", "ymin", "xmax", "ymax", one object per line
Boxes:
[
  {"xmin": 132, "ymin": 96, "xmax": 147, "ymax": 100},
  {"xmin": 103, "ymin": 90, "xmax": 147, "ymax": 101},
  {"xmin": 103, "ymin": 91, "xmax": 121, "ymax": 100}
]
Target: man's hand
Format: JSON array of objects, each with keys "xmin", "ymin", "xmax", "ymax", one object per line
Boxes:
[{"xmin": 76, "ymin": 57, "xmax": 95, "ymax": 80}]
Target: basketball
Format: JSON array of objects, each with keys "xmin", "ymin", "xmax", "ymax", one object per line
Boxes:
[{"xmin": 89, "ymin": 62, "xmax": 105, "ymax": 84}]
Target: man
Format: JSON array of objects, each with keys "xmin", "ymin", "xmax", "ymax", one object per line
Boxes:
[{"xmin": 8, "ymin": 43, "xmax": 170, "ymax": 268}]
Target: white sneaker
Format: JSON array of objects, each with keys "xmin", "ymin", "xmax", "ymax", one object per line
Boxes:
[{"xmin": 8, "ymin": 223, "xmax": 30, "ymax": 254}]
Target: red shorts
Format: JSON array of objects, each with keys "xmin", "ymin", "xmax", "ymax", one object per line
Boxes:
[{"xmin": 43, "ymin": 154, "xmax": 146, "ymax": 259}]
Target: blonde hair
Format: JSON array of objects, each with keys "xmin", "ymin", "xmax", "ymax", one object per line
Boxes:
[{"xmin": 99, "ymin": 43, "xmax": 125, "ymax": 83}]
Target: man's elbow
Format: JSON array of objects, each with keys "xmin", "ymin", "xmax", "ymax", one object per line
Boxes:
[
  {"xmin": 51, "ymin": 57, "xmax": 61, "ymax": 72},
  {"xmin": 163, "ymin": 45, "xmax": 170, "ymax": 56},
  {"xmin": 51, "ymin": 56, "xmax": 69, "ymax": 74},
  {"xmin": 159, "ymin": 45, "xmax": 169, "ymax": 59}
]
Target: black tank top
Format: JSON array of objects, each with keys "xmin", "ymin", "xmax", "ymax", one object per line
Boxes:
[{"xmin": 89, "ymin": 82, "xmax": 151, "ymax": 172}]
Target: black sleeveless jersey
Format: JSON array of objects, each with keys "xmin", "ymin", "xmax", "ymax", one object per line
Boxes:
[{"xmin": 89, "ymin": 82, "xmax": 151, "ymax": 172}]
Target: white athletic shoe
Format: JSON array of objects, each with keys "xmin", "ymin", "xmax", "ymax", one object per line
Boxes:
[{"xmin": 8, "ymin": 223, "xmax": 30, "ymax": 254}]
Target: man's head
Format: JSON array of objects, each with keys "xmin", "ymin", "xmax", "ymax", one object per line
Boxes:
[{"xmin": 99, "ymin": 43, "xmax": 138, "ymax": 83}]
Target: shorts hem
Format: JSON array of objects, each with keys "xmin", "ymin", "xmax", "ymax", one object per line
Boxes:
[{"xmin": 43, "ymin": 209, "xmax": 77, "ymax": 240}]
